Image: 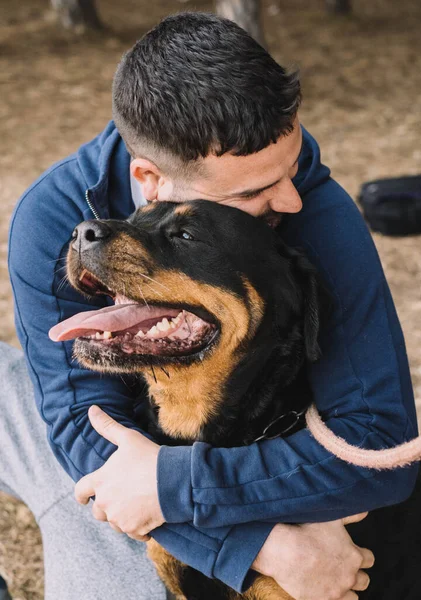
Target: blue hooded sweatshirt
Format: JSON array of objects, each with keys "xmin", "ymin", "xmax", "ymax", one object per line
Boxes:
[{"xmin": 8, "ymin": 121, "xmax": 418, "ymax": 593}]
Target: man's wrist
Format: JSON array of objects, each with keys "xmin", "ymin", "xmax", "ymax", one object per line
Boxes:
[
  {"xmin": 213, "ymin": 522, "xmax": 275, "ymax": 593},
  {"xmin": 252, "ymin": 523, "xmax": 294, "ymax": 580},
  {"xmin": 157, "ymin": 444, "xmax": 194, "ymax": 523}
]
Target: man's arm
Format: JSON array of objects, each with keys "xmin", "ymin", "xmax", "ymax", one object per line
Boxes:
[
  {"xmin": 156, "ymin": 177, "xmax": 418, "ymax": 530},
  {"xmin": 74, "ymin": 405, "xmax": 374, "ymax": 598}
]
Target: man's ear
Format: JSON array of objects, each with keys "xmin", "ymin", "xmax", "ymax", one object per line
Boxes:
[
  {"xmin": 277, "ymin": 240, "xmax": 331, "ymax": 362},
  {"xmin": 130, "ymin": 159, "xmax": 173, "ymax": 201}
]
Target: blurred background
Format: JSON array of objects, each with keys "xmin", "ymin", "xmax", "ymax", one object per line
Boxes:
[{"xmin": 1, "ymin": 0, "xmax": 421, "ymax": 597}]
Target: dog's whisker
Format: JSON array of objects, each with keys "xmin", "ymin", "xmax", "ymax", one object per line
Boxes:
[
  {"xmin": 143, "ymin": 283, "xmax": 165, "ymax": 298},
  {"xmin": 55, "ymin": 265, "xmax": 68, "ymax": 275},
  {"xmin": 115, "ymin": 256, "xmax": 170, "ymax": 291},
  {"xmin": 46, "ymin": 257, "xmax": 68, "ymax": 264},
  {"xmin": 150, "ymin": 366, "xmax": 157, "ymax": 383},
  {"xmin": 138, "ymin": 273, "xmax": 169, "ymax": 291},
  {"xmin": 113, "ymin": 268, "xmax": 167, "ymax": 297},
  {"xmin": 137, "ymin": 285, "xmax": 150, "ymax": 309},
  {"xmin": 56, "ymin": 274, "xmax": 70, "ymax": 293},
  {"xmin": 160, "ymin": 366, "xmax": 170, "ymax": 379}
]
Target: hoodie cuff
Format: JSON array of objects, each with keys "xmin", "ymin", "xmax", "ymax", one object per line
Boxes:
[
  {"xmin": 158, "ymin": 445, "xmax": 194, "ymax": 523},
  {"xmin": 213, "ymin": 522, "xmax": 275, "ymax": 593}
]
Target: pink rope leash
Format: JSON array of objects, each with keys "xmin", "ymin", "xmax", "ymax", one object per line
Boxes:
[{"xmin": 305, "ymin": 403, "xmax": 421, "ymax": 469}]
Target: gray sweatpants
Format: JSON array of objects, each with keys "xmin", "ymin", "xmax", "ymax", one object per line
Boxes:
[{"xmin": 0, "ymin": 342, "xmax": 166, "ymax": 600}]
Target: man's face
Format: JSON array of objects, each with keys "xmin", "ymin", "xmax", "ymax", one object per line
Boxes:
[{"xmin": 134, "ymin": 117, "xmax": 303, "ymax": 227}]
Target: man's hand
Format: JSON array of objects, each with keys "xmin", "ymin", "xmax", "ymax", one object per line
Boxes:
[
  {"xmin": 74, "ymin": 405, "xmax": 164, "ymax": 541},
  {"xmin": 253, "ymin": 513, "xmax": 374, "ymax": 600}
]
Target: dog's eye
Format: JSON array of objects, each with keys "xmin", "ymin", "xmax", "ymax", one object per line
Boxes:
[{"xmin": 171, "ymin": 230, "xmax": 194, "ymax": 241}]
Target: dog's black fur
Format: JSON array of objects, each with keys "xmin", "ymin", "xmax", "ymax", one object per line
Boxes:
[{"xmin": 68, "ymin": 201, "xmax": 421, "ymax": 600}]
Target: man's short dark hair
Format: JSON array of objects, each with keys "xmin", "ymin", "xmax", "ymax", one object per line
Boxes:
[{"xmin": 112, "ymin": 11, "xmax": 301, "ymax": 171}]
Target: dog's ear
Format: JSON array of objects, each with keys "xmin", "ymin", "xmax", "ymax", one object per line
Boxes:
[{"xmin": 276, "ymin": 240, "xmax": 330, "ymax": 362}]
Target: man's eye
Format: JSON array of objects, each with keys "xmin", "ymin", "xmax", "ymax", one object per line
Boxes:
[{"xmin": 242, "ymin": 190, "xmax": 262, "ymax": 200}]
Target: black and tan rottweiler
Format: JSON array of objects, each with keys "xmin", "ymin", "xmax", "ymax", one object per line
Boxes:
[{"xmin": 53, "ymin": 200, "xmax": 421, "ymax": 600}]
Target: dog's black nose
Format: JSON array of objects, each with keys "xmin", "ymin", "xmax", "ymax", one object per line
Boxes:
[{"xmin": 72, "ymin": 221, "xmax": 113, "ymax": 252}]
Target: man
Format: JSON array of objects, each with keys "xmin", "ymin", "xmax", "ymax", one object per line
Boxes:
[{"xmin": 6, "ymin": 11, "xmax": 418, "ymax": 600}]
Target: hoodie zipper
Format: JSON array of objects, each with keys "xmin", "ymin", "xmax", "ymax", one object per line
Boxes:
[{"xmin": 85, "ymin": 189, "xmax": 100, "ymax": 220}]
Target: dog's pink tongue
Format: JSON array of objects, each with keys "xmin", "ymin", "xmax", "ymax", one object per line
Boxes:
[{"xmin": 49, "ymin": 304, "xmax": 152, "ymax": 342}]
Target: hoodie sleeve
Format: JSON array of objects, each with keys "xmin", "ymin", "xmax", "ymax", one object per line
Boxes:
[
  {"xmin": 8, "ymin": 162, "xmax": 271, "ymax": 594},
  {"xmin": 157, "ymin": 177, "xmax": 419, "ymax": 529}
]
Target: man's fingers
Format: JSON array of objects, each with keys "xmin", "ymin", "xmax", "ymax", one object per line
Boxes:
[
  {"xmin": 109, "ymin": 523, "xmax": 124, "ymax": 534},
  {"xmin": 74, "ymin": 475, "xmax": 96, "ymax": 505},
  {"xmin": 352, "ymin": 570, "xmax": 370, "ymax": 592},
  {"xmin": 88, "ymin": 405, "xmax": 128, "ymax": 447},
  {"xmin": 359, "ymin": 547, "xmax": 375, "ymax": 569},
  {"xmin": 91, "ymin": 503, "xmax": 108, "ymax": 522},
  {"xmin": 342, "ymin": 512, "xmax": 368, "ymax": 526}
]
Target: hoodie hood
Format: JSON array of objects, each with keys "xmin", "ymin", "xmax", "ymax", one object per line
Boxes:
[
  {"xmin": 293, "ymin": 125, "xmax": 331, "ymax": 196},
  {"xmin": 76, "ymin": 121, "xmax": 133, "ymax": 220}
]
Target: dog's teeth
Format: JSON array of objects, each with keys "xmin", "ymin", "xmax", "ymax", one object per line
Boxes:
[
  {"xmin": 103, "ymin": 331, "xmax": 112, "ymax": 339},
  {"xmin": 148, "ymin": 325, "xmax": 159, "ymax": 337},
  {"xmin": 157, "ymin": 318, "xmax": 171, "ymax": 331},
  {"xmin": 95, "ymin": 332, "xmax": 102, "ymax": 339},
  {"xmin": 135, "ymin": 330, "xmax": 145, "ymax": 338}
]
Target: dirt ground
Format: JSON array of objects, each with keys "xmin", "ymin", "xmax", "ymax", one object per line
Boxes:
[{"xmin": 1, "ymin": 0, "xmax": 421, "ymax": 597}]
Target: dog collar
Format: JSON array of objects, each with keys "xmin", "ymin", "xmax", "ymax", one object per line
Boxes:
[{"xmin": 252, "ymin": 408, "xmax": 307, "ymax": 443}]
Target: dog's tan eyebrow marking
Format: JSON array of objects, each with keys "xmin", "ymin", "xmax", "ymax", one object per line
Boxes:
[
  {"xmin": 174, "ymin": 205, "xmax": 193, "ymax": 216},
  {"xmin": 140, "ymin": 202, "xmax": 157, "ymax": 212}
]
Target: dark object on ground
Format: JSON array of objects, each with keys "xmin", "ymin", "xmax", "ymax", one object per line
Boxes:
[
  {"xmin": 0, "ymin": 576, "xmax": 12, "ymax": 600},
  {"xmin": 358, "ymin": 175, "xmax": 421, "ymax": 236},
  {"xmin": 326, "ymin": 0, "xmax": 352, "ymax": 14},
  {"xmin": 51, "ymin": 0, "xmax": 102, "ymax": 31}
]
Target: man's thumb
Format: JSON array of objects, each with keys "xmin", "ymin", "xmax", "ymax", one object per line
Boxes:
[
  {"xmin": 342, "ymin": 512, "xmax": 369, "ymax": 526},
  {"xmin": 88, "ymin": 405, "xmax": 126, "ymax": 446}
]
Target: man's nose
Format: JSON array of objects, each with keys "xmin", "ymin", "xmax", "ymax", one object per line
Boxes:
[
  {"xmin": 72, "ymin": 221, "xmax": 113, "ymax": 253},
  {"xmin": 269, "ymin": 179, "xmax": 302, "ymax": 214}
]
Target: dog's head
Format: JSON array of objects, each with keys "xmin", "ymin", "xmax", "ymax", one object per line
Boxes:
[{"xmin": 50, "ymin": 201, "xmax": 325, "ymax": 438}]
